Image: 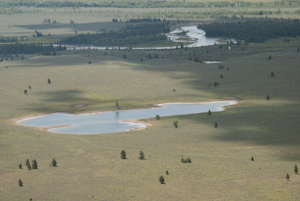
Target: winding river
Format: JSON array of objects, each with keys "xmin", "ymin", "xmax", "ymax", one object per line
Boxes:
[
  {"xmin": 18, "ymin": 101, "xmax": 237, "ymax": 135},
  {"xmin": 64, "ymin": 25, "xmax": 220, "ymax": 50}
]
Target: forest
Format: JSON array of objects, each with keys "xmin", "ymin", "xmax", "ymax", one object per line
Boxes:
[
  {"xmin": 197, "ymin": 19, "xmax": 300, "ymax": 43},
  {"xmin": 60, "ymin": 22, "xmax": 170, "ymax": 46},
  {"xmin": 0, "ymin": 43, "xmax": 66, "ymax": 55}
]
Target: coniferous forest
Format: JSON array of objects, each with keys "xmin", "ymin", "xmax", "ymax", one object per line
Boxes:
[
  {"xmin": 197, "ymin": 19, "xmax": 300, "ymax": 43},
  {"xmin": 60, "ymin": 23, "xmax": 170, "ymax": 46}
]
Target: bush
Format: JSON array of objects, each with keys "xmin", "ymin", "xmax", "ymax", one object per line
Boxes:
[
  {"xmin": 294, "ymin": 165, "xmax": 298, "ymax": 174},
  {"xmin": 286, "ymin": 173, "xmax": 290, "ymax": 180},
  {"xmin": 268, "ymin": 55, "xmax": 272, "ymax": 60},
  {"xmin": 24, "ymin": 90, "xmax": 27, "ymax": 94},
  {"xmin": 166, "ymin": 170, "xmax": 169, "ymax": 175},
  {"xmin": 208, "ymin": 110, "xmax": 211, "ymax": 115},
  {"xmin": 18, "ymin": 164, "xmax": 22, "ymax": 169},
  {"xmin": 251, "ymin": 156, "xmax": 254, "ymax": 161},
  {"xmin": 155, "ymin": 115, "xmax": 160, "ymax": 120}
]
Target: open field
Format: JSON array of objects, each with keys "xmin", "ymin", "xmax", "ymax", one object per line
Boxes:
[{"xmin": 1, "ymin": 40, "xmax": 300, "ymax": 200}]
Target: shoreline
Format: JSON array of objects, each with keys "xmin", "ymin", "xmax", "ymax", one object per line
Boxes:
[{"xmin": 12, "ymin": 100, "xmax": 239, "ymax": 134}]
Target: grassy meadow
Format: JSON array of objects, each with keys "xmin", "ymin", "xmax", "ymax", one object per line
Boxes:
[
  {"xmin": 1, "ymin": 4, "xmax": 300, "ymax": 200},
  {"xmin": 1, "ymin": 43, "xmax": 300, "ymax": 200}
]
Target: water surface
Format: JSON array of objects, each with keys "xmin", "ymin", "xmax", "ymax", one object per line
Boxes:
[{"xmin": 19, "ymin": 101, "xmax": 236, "ymax": 135}]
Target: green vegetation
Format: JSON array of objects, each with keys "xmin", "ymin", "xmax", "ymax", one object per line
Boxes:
[
  {"xmin": 181, "ymin": 158, "xmax": 192, "ymax": 163},
  {"xmin": 198, "ymin": 19, "xmax": 300, "ymax": 43},
  {"xmin": 294, "ymin": 165, "xmax": 298, "ymax": 174},
  {"xmin": 159, "ymin": 175, "xmax": 165, "ymax": 184},
  {"xmin": 60, "ymin": 23, "xmax": 169, "ymax": 46},
  {"xmin": 18, "ymin": 179, "xmax": 23, "ymax": 187},
  {"xmin": 286, "ymin": 173, "xmax": 290, "ymax": 180},
  {"xmin": 120, "ymin": 150, "xmax": 126, "ymax": 159},
  {"xmin": 139, "ymin": 151, "xmax": 145, "ymax": 160},
  {"xmin": 32, "ymin": 159, "xmax": 38, "ymax": 169},
  {"xmin": 51, "ymin": 159, "xmax": 57, "ymax": 167},
  {"xmin": 172, "ymin": 118, "xmax": 179, "ymax": 128},
  {"xmin": 1, "ymin": 3, "xmax": 300, "ymax": 199}
]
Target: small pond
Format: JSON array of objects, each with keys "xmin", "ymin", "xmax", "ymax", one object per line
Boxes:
[{"xmin": 18, "ymin": 101, "xmax": 236, "ymax": 135}]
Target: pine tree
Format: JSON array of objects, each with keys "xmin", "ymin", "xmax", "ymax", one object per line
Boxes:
[
  {"xmin": 159, "ymin": 175, "xmax": 165, "ymax": 184},
  {"xmin": 286, "ymin": 173, "xmax": 290, "ymax": 180},
  {"xmin": 251, "ymin": 156, "xmax": 254, "ymax": 161},
  {"xmin": 32, "ymin": 159, "xmax": 38, "ymax": 169},
  {"xmin": 270, "ymin": 72, "xmax": 274, "ymax": 77},
  {"xmin": 208, "ymin": 110, "xmax": 211, "ymax": 115},
  {"xmin": 48, "ymin": 79, "xmax": 51, "ymax": 84},
  {"xmin": 120, "ymin": 150, "xmax": 126, "ymax": 159},
  {"xmin": 166, "ymin": 170, "xmax": 169, "ymax": 175},
  {"xmin": 139, "ymin": 151, "xmax": 145, "ymax": 160},
  {"xmin": 19, "ymin": 179, "xmax": 23, "ymax": 187},
  {"xmin": 294, "ymin": 165, "xmax": 298, "ymax": 174},
  {"xmin": 172, "ymin": 118, "xmax": 178, "ymax": 128},
  {"xmin": 19, "ymin": 164, "xmax": 22, "ymax": 169},
  {"xmin": 52, "ymin": 159, "xmax": 57, "ymax": 167},
  {"xmin": 214, "ymin": 122, "xmax": 218, "ymax": 128}
]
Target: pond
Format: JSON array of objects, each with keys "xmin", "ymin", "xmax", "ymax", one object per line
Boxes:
[{"xmin": 18, "ymin": 101, "xmax": 237, "ymax": 135}]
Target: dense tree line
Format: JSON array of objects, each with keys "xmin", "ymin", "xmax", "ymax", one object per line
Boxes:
[
  {"xmin": 0, "ymin": 43, "xmax": 66, "ymax": 55},
  {"xmin": 0, "ymin": 36, "xmax": 27, "ymax": 43},
  {"xmin": 0, "ymin": 0, "xmax": 296, "ymax": 9},
  {"xmin": 197, "ymin": 19, "xmax": 300, "ymax": 43},
  {"xmin": 60, "ymin": 23, "xmax": 169, "ymax": 46}
]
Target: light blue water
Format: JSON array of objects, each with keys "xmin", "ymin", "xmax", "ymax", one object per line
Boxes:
[{"xmin": 19, "ymin": 101, "xmax": 236, "ymax": 134}]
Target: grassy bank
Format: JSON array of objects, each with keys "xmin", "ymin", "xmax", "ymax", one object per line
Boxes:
[{"xmin": 0, "ymin": 42, "xmax": 300, "ymax": 200}]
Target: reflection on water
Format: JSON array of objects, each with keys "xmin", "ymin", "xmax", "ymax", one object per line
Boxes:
[{"xmin": 19, "ymin": 101, "xmax": 236, "ymax": 135}]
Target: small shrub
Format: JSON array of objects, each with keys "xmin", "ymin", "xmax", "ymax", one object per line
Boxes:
[
  {"xmin": 159, "ymin": 175, "xmax": 165, "ymax": 184},
  {"xmin": 251, "ymin": 156, "xmax": 254, "ymax": 161},
  {"xmin": 208, "ymin": 110, "xmax": 211, "ymax": 115},
  {"xmin": 48, "ymin": 79, "xmax": 51, "ymax": 84},
  {"xmin": 286, "ymin": 173, "xmax": 290, "ymax": 180},
  {"xmin": 268, "ymin": 55, "xmax": 272, "ymax": 60},
  {"xmin": 18, "ymin": 164, "xmax": 22, "ymax": 169},
  {"xmin": 24, "ymin": 90, "xmax": 27, "ymax": 94},
  {"xmin": 166, "ymin": 170, "xmax": 169, "ymax": 175},
  {"xmin": 155, "ymin": 115, "xmax": 160, "ymax": 120}
]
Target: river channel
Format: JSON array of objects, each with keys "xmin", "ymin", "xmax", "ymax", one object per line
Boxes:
[{"xmin": 63, "ymin": 25, "xmax": 220, "ymax": 50}]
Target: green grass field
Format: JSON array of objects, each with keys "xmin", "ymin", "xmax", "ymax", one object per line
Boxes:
[
  {"xmin": 1, "ymin": 42, "xmax": 300, "ymax": 200},
  {"xmin": 1, "ymin": 5, "xmax": 300, "ymax": 200}
]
